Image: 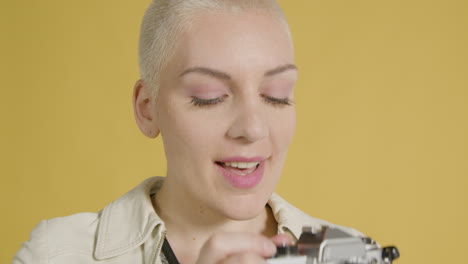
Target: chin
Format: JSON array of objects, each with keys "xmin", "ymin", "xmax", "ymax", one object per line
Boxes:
[{"xmin": 218, "ymin": 192, "xmax": 271, "ymax": 221}]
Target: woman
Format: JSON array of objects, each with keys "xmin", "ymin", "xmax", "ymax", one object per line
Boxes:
[{"xmin": 14, "ymin": 0, "xmax": 362, "ymax": 263}]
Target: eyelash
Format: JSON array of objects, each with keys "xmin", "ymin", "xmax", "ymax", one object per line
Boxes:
[
  {"xmin": 261, "ymin": 95, "xmax": 294, "ymax": 106},
  {"xmin": 190, "ymin": 95, "xmax": 228, "ymax": 107},
  {"xmin": 190, "ymin": 95, "xmax": 293, "ymax": 107}
]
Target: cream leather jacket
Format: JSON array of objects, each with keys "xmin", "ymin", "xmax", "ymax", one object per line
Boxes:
[{"xmin": 13, "ymin": 177, "xmax": 363, "ymax": 264}]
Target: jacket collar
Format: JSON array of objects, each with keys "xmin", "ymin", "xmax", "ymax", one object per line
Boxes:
[
  {"xmin": 93, "ymin": 176, "xmax": 327, "ymax": 260},
  {"xmin": 268, "ymin": 193, "xmax": 326, "ymax": 240},
  {"xmin": 94, "ymin": 177, "xmax": 165, "ymax": 261}
]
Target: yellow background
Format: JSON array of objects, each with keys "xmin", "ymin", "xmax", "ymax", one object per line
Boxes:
[{"xmin": 1, "ymin": 0, "xmax": 467, "ymax": 263}]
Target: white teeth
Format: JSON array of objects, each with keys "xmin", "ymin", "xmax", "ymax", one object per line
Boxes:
[{"xmin": 224, "ymin": 162, "xmax": 259, "ymax": 169}]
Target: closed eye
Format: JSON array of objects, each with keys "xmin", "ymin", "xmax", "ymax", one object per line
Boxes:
[
  {"xmin": 190, "ymin": 95, "xmax": 228, "ymax": 107},
  {"xmin": 261, "ymin": 94, "xmax": 294, "ymax": 106},
  {"xmin": 190, "ymin": 94, "xmax": 293, "ymax": 107}
]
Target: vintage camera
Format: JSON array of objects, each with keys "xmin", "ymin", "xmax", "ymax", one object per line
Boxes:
[{"xmin": 268, "ymin": 226, "xmax": 399, "ymax": 264}]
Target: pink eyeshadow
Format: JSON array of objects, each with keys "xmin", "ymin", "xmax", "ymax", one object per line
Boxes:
[
  {"xmin": 185, "ymin": 85, "xmax": 227, "ymax": 99},
  {"xmin": 261, "ymin": 81, "xmax": 294, "ymax": 98}
]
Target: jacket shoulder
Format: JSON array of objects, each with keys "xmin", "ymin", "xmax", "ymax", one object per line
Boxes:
[{"xmin": 13, "ymin": 212, "xmax": 100, "ymax": 263}]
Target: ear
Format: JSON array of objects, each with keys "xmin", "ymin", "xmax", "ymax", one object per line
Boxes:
[{"xmin": 132, "ymin": 79, "xmax": 160, "ymax": 138}]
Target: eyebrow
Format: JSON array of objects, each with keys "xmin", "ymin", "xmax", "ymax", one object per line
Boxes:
[
  {"xmin": 264, "ymin": 64, "xmax": 298, "ymax": 76},
  {"xmin": 179, "ymin": 67, "xmax": 231, "ymax": 80},
  {"xmin": 179, "ymin": 63, "xmax": 298, "ymax": 80}
]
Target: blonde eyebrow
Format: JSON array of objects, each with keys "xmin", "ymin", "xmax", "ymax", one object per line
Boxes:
[
  {"xmin": 179, "ymin": 67, "xmax": 231, "ymax": 80},
  {"xmin": 179, "ymin": 63, "xmax": 297, "ymax": 80},
  {"xmin": 264, "ymin": 64, "xmax": 298, "ymax": 76}
]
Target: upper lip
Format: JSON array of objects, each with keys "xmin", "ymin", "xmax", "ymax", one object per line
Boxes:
[{"xmin": 215, "ymin": 156, "xmax": 266, "ymax": 163}]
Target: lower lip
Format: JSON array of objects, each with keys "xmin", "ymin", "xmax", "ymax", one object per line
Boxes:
[{"xmin": 216, "ymin": 161, "xmax": 265, "ymax": 189}]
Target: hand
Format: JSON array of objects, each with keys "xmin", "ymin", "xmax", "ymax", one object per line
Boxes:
[{"xmin": 195, "ymin": 233, "xmax": 293, "ymax": 264}]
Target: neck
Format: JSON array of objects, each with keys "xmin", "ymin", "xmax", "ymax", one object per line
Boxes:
[{"xmin": 152, "ymin": 176, "xmax": 277, "ymax": 263}]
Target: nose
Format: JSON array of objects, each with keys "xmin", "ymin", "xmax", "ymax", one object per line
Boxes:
[{"xmin": 226, "ymin": 98, "xmax": 269, "ymax": 143}]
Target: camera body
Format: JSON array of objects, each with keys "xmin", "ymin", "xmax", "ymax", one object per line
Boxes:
[{"xmin": 267, "ymin": 226, "xmax": 399, "ymax": 264}]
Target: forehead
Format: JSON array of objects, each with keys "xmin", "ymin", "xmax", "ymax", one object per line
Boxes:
[{"xmin": 174, "ymin": 11, "xmax": 294, "ymax": 75}]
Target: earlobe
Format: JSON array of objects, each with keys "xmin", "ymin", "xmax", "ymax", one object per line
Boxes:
[{"xmin": 132, "ymin": 79, "xmax": 160, "ymax": 138}]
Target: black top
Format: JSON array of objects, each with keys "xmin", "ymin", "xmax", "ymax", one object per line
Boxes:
[{"xmin": 162, "ymin": 238, "xmax": 180, "ymax": 264}]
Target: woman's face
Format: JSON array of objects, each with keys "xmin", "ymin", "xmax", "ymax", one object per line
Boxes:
[{"xmin": 155, "ymin": 11, "xmax": 297, "ymax": 220}]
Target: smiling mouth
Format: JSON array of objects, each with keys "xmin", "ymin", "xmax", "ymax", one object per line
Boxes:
[{"xmin": 215, "ymin": 161, "xmax": 261, "ymax": 176}]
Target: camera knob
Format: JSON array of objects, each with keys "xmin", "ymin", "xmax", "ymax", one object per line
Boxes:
[
  {"xmin": 275, "ymin": 245, "xmax": 298, "ymax": 257},
  {"xmin": 382, "ymin": 246, "xmax": 400, "ymax": 263}
]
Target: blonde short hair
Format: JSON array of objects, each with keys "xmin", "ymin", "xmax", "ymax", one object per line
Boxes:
[{"xmin": 138, "ymin": 0, "xmax": 289, "ymax": 97}]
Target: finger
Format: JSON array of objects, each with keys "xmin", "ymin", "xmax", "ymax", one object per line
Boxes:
[
  {"xmin": 221, "ymin": 252, "xmax": 268, "ymax": 264},
  {"xmin": 270, "ymin": 233, "xmax": 293, "ymax": 246},
  {"xmin": 196, "ymin": 232, "xmax": 276, "ymax": 264}
]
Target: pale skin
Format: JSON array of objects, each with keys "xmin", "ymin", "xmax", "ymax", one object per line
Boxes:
[{"xmin": 134, "ymin": 10, "xmax": 297, "ymax": 264}]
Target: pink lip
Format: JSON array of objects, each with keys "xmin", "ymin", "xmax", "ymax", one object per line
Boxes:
[
  {"xmin": 216, "ymin": 156, "xmax": 265, "ymax": 163},
  {"xmin": 215, "ymin": 157, "xmax": 266, "ymax": 189}
]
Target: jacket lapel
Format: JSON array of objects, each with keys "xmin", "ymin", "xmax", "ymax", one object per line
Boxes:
[{"xmin": 94, "ymin": 177, "xmax": 165, "ymax": 262}]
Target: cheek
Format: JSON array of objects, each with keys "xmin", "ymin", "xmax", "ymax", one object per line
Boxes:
[
  {"xmin": 160, "ymin": 103, "xmax": 222, "ymax": 162},
  {"xmin": 271, "ymin": 109, "xmax": 296, "ymax": 150},
  {"xmin": 268, "ymin": 110, "xmax": 295, "ymax": 184}
]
